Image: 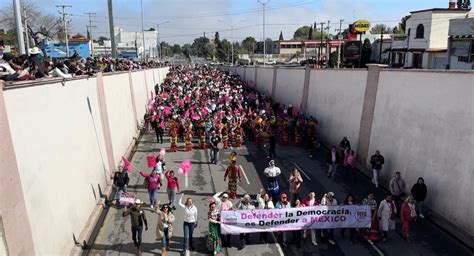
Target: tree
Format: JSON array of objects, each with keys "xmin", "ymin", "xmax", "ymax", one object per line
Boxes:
[
  {"xmin": 182, "ymin": 44, "xmax": 191, "ymax": 60},
  {"xmin": 241, "ymin": 36, "xmax": 257, "ymax": 54},
  {"xmin": 279, "ymin": 31, "xmax": 283, "ymax": 40},
  {"xmin": 370, "ymin": 24, "xmax": 392, "ymax": 34},
  {"xmin": 0, "ymin": 0, "xmax": 63, "ymax": 57},
  {"xmin": 394, "ymin": 15, "xmax": 410, "ymax": 34},
  {"xmin": 294, "ymin": 25, "xmax": 327, "ymax": 40},
  {"xmin": 308, "ymin": 26, "xmax": 313, "ymax": 40},
  {"xmin": 191, "ymin": 36, "xmax": 212, "ymax": 59},
  {"xmin": 94, "ymin": 36, "xmax": 109, "ymax": 44},
  {"xmin": 361, "ymin": 38, "xmax": 372, "ymax": 67},
  {"xmin": 171, "ymin": 44, "xmax": 181, "ymax": 55}
]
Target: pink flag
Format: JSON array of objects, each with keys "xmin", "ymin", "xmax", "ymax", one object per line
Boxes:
[
  {"xmin": 178, "ymin": 98, "xmax": 184, "ymax": 107},
  {"xmin": 201, "ymin": 107, "xmax": 208, "ymax": 117},
  {"xmin": 184, "ymin": 109, "xmax": 190, "ymax": 118},
  {"xmin": 122, "ymin": 156, "xmax": 132, "ymax": 172},
  {"xmin": 179, "ymin": 160, "xmax": 193, "ymax": 175},
  {"xmin": 164, "ymin": 106, "xmax": 172, "ymax": 115},
  {"xmin": 160, "ymin": 119, "xmax": 165, "ymax": 129},
  {"xmin": 146, "ymin": 156, "xmax": 156, "ymax": 168},
  {"xmin": 217, "ymin": 111, "xmax": 223, "ymax": 120},
  {"xmin": 152, "ymin": 114, "xmax": 157, "ymax": 122},
  {"xmin": 224, "ymin": 96, "xmax": 231, "ymax": 102},
  {"xmin": 191, "ymin": 113, "xmax": 200, "ymax": 121},
  {"xmin": 185, "ymin": 95, "xmax": 191, "ymax": 104}
]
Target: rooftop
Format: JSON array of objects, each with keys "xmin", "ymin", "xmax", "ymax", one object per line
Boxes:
[{"xmin": 410, "ymin": 8, "xmax": 471, "ymax": 14}]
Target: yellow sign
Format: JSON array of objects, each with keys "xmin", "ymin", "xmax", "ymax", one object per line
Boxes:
[{"xmin": 353, "ymin": 20, "xmax": 371, "ymax": 32}]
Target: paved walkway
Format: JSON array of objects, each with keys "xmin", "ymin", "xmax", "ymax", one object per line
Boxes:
[{"xmin": 86, "ymin": 132, "xmax": 472, "ymax": 256}]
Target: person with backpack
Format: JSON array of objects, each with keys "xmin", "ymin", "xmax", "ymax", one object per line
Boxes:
[
  {"xmin": 140, "ymin": 169, "xmax": 161, "ymax": 208},
  {"xmin": 123, "ymin": 199, "xmax": 148, "ymax": 253}
]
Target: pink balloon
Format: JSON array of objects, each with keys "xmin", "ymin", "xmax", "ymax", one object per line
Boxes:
[
  {"xmin": 178, "ymin": 168, "xmax": 184, "ymax": 175},
  {"xmin": 159, "ymin": 148, "xmax": 166, "ymax": 156}
]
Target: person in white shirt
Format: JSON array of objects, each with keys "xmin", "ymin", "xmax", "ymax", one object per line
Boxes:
[
  {"xmin": 321, "ymin": 192, "xmax": 338, "ymax": 245},
  {"xmin": 179, "ymin": 193, "xmax": 198, "ymax": 252},
  {"xmin": 257, "ymin": 188, "xmax": 274, "ymax": 243},
  {"xmin": 264, "ymin": 160, "xmax": 281, "ymax": 202},
  {"xmin": 213, "ymin": 192, "xmax": 233, "ymax": 247}
]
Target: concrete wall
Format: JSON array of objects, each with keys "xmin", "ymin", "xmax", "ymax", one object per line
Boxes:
[
  {"xmin": 368, "ymin": 70, "xmax": 474, "ymax": 235},
  {"xmin": 245, "ymin": 67, "xmax": 256, "ymax": 84},
  {"xmin": 306, "ymin": 69, "xmax": 367, "ymax": 151},
  {"xmin": 256, "ymin": 67, "xmax": 274, "ymax": 96},
  {"xmin": 0, "ymin": 67, "xmax": 170, "ymax": 256},
  {"xmin": 131, "ymin": 71, "xmax": 148, "ymax": 124},
  {"xmin": 274, "ymin": 68, "xmax": 305, "ymax": 108}
]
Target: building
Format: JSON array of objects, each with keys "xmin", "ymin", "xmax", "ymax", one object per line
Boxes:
[
  {"xmin": 43, "ymin": 36, "xmax": 91, "ymax": 59},
  {"xmin": 115, "ymin": 27, "xmax": 157, "ymax": 60},
  {"xmin": 391, "ymin": 3, "xmax": 471, "ymax": 69},
  {"xmin": 275, "ymin": 39, "xmax": 344, "ymax": 61},
  {"xmin": 447, "ymin": 17, "xmax": 474, "ymax": 70}
]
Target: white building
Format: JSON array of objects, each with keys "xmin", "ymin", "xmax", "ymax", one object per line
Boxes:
[
  {"xmin": 115, "ymin": 27, "xmax": 158, "ymax": 60},
  {"xmin": 391, "ymin": 5, "xmax": 471, "ymax": 69},
  {"xmin": 447, "ymin": 17, "xmax": 474, "ymax": 70}
]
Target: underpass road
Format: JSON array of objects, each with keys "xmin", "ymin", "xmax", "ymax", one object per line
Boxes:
[{"xmin": 87, "ymin": 133, "xmax": 472, "ymax": 256}]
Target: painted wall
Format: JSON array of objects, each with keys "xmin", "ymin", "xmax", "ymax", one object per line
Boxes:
[
  {"xmin": 274, "ymin": 68, "xmax": 305, "ymax": 108},
  {"xmin": 4, "ymin": 78, "xmax": 109, "ymax": 255},
  {"xmin": 368, "ymin": 70, "xmax": 474, "ymax": 236},
  {"xmin": 306, "ymin": 70, "xmax": 367, "ymax": 151},
  {"xmin": 256, "ymin": 67, "xmax": 274, "ymax": 96}
]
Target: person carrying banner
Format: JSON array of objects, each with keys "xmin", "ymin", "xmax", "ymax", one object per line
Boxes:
[
  {"xmin": 237, "ymin": 194, "xmax": 255, "ymax": 249},
  {"xmin": 224, "ymin": 160, "xmax": 241, "ymax": 199},
  {"xmin": 207, "ymin": 201, "xmax": 222, "ymax": 255},
  {"xmin": 321, "ymin": 192, "xmax": 338, "ymax": 245},
  {"xmin": 213, "ymin": 192, "xmax": 233, "ymax": 248},
  {"xmin": 257, "ymin": 188, "xmax": 274, "ymax": 243},
  {"xmin": 122, "ymin": 199, "xmax": 148, "ymax": 253},
  {"xmin": 361, "ymin": 192, "xmax": 380, "ymax": 241},
  {"xmin": 292, "ymin": 198, "xmax": 305, "ymax": 248},
  {"xmin": 264, "ymin": 160, "xmax": 281, "ymax": 201},
  {"xmin": 113, "ymin": 166, "xmax": 129, "ymax": 206},
  {"xmin": 340, "ymin": 194, "xmax": 357, "ymax": 244},
  {"xmin": 302, "ymin": 191, "xmax": 319, "ymax": 246},
  {"xmin": 275, "ymin": 193, "xmax": 291, "ymax": 247}
]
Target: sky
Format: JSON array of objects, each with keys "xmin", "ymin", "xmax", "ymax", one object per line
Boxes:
[{"xmin": 1, "ymin": 0, "xmax": 452, "ymax": 45}]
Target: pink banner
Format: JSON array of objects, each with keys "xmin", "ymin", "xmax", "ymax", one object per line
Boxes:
[{"xmin": 146, "ymin": 156, "xmax": 156, "ymax": 168}]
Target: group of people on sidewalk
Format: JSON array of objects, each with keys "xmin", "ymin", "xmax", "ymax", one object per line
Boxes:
[{"xmin": 115, "ymin": 64, "xmax": 429, "ymax": 254}]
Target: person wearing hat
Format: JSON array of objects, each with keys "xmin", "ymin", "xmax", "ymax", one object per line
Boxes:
[
  {"xmin": 122, "ymin": 199, "xmax": 148, "ymax": 252},
  {"xmin": 213, "ymin": 191, "xmax": 234, "ymax": 247},
  {"xmin": 237, "ymin": 194, "xmax": 255, "ymax": 249},
  {"xmin": 264, "ymin": 160, "xmax": 281, "ymax": 202},
  {"xmin": 224, "ymin": 159, "xmax": 241, "ymax": 199},
  {"xmin": 275, "ymin": 193, "xmax": 291, "ymax": 246}
]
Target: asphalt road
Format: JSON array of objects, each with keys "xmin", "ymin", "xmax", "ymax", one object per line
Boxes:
[{"xmin": 86, "ymin": 132, "xmax": 472, "ymax": 256}]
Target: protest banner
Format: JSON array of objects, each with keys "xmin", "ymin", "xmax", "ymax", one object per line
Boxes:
[
  {"xmin": 146, "ymin": 156, "xmax": 156, "ymax": 168},
  {"xmin": 220, "ymin": 205, "xmax": 371, "ymax": 234},
  {"xmin": 119, "ymin": 192, "xmax": 136, "ymax": 205}
]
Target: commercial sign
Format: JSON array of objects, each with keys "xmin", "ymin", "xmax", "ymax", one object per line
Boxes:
[
  {"xmin": 344, "ymin": 41, "xmax": 362, "ymax": 60},
  {"xmin": 353, "ymin": 20, "xmax": 371, "ymax": 33},
  {"xmin": 220, "ymin": 205, "xmax": 371, "ymax": 234}
]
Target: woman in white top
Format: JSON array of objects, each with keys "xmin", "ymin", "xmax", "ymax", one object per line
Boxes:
[
  {"xmin": 257, "ymin": 188, "xmax": 274, "ymax": 243},
  {"xmin": 321, "ymin": 192, "xmax": 338, "ymax": 245},
  {"xmin": 378, "ymin": 194, "xmax": 396, "ymax": 241},
  {"xmin": 179, "ymin": 193, "xmax": 198, "ymax": 252}
]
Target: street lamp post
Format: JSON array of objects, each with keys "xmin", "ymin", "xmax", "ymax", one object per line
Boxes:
[
  {"xmin": 257, "ymin": 0, "xmax": 270, "ymax": 66},
  {"xmin": 140, "ymin": 0, "xmax": 146, "ymax": 61}
]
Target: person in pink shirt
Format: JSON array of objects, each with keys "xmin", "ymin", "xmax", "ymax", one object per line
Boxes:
[
  {"xmin": 289, "ymin": 168, "xmax": 303, "ymax": 204},
  {"xmin": 140, "ymin": 169, "xmax": 161, "ymax": 208},
  {"xmin": 343, "ymin": 149, "xmax": 356, "ymax": 181},
  {"xmin": 165, "ymin": 170, "xmax": 180, "ymax": 210}
]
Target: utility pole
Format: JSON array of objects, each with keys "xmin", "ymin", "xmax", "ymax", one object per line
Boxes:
[
  {"xmin": 379, "ymin": 27, "xmax": 384, "ymax": 63},
  {"xmin": 85, "ymin": 12, "xmax": 97, "ymax": 57},
  {"xmin": 319, "ymin": 22, "xmax": 324, "ymax": 67},
  {"xmin": 107, "ymin": 0, "xmax": 117, "ymax": 58},
  {"xmin": 337, "ymin": 19, "xmax": 344, "ymax": 68},
  {"xmin": 140, "ymin": 0, "xmax": 146, "ymax": 61},
  {"xmin": 326, "ymin": 20, "xmax": 330, "ymax": 68},
  {"xmin": 23, "ymin": 8, "xmax": 30, "ymax": 55},
  {"xmin": 13, "ymin": 0, "xmax": 26, "ymax": 54},
  {"xmin": 257, "ymin": 0, "xmax": 270, "ymax": 66},
  {"xmin": 135, "ymin": 32, "xmax": 138, "ymax": 58},
  {"xmin": 56, "ymin": 5, "xmax": 72, "ymax": 57}
]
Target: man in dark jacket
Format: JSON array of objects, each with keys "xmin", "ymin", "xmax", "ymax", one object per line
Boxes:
[
  {"xmin": 410, "ymin": 177, "xmax": 427, "ymax": 218},
  {"xmin": 339, "ymin": 137, "xmax": 351, "ymax": 156},
  {"xmin": 370, "ymin": 150, "xmax": 384, "ymax": 188},
  {"xmin": 267, "ymin": 133, "xmax": 276, "ymax": 159},
  {"xmin": 113, "ymin": 166, "xmax": 130, "ymax": 205},
  {"xmin": 327, "ymin": 146, "xmax": 341, "ymax": 181},
  {"xmin": 123, "ymin": 199, "xmax": 148, "ymax": 252}
]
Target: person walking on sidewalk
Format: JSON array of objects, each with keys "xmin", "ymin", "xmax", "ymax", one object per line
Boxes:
[
  {"xmin": 179, "ymin": 194, "xmax": 198, "ymax": 253},
  {"xmin": 289, "ymin": 168, "xmax": 303, "ymax": 204},
  {"xmin": 122, "ymin": 199, "xmax": 148, "ymax": 253},
  {"xmin": 302, "ymin": 191, "xmax": 319, "ymax": 246},
  {"xmin": 410, "ymin": 177, "xmax": 427, "ymax": 219},
  {"xmin": 389, "ymin": 171, "xmax": 406, "ymax": 214},
  {"xmin": 207, "ymin": 201, "xmax": 222, "ymax": 255},
  {"xmin": 378, "ymin": 194, "xmax": 396, "ymax": 242},
  {"xmin": 237, "ymin": 194, "xmax": 255, "ymax": 249},
  {"xmin": 401, "ymin": 196, "xmax": 417, "ymax": 242},
  {"xmin": 113, "ymin": 166, "xmax": 129, "ymax": 205},
  {"xmin": 155, "ymin": 201, "xmax": 175, "ymax": 255},
  {"xmin": 140, "ymin": 169, "xmax": 161, "ymax": 208},
  {"xmin": 321, "ymin": 192, "xmax": 338, "ymax": 245},
  {"xmin": 327, "ymin": 146, "xmax": 341, "ymax": 181},
  {"xmin": 370, "ymin": 150, "xmax": 384, "ymax": 188},
  {"xmin": 164, "ymin": 170, "xmax": 180, "ymax": 210}
]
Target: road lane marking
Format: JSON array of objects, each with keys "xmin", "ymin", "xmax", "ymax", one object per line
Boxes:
[
  {"xmin": 367, "ymin": 239, "xmax": 384, "ymax": 256},
  {"xmin": 293, "ymin": 162, "xmax": 311, "ymax": 181},
  {"xmin": 239, "ymin": 165, "xmax": 250, "ymax": 184},
  {"xmin": 270, "ymin": 232, "xmax": 285, "ymax": 256}
]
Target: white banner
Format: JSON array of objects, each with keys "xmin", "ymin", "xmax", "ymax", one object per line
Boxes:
[{"xmin": 220, "ymin": 205, "xmax": 371, "ymax": 234}]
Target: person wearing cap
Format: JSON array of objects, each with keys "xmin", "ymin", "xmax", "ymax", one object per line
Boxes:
[
  {"xmin": 321, "ymin": 192, "xmax": 338, "ymax": 245},
  {"xmin": 213, "ymin": 191, "xmax": 233, "ymax": 247},
  {"xmin": 237, "ymin": 194, "xmax": 255, "ymax": 249},
  {"xmin": 275, "ymin": 193, "xmax": 291, "ymax": 246},
  {"xmin": 224, "ymin": 160, "xmax": 241, "ymax": 199},
  {"xmin": 122, "ymin": 199, "xmax": 148, "ymax": 252},
  {"xmin": 264, "ymin": 160, "xmax": 281, "ymax": 202}
]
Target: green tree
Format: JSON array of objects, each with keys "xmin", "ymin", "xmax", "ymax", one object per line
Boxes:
[
  {"xmin": 361, "ymin": 38, "xmax": 372, "ymax": 67},
  {"xmin": 182, "ymin": 44, "xmax": 191, "ymax": 60},
  {"xmin": 191, "ymin": 36, "xmax": 212, "ymax": 59},
  {"xmin": 294, "ymin": 25, "xmax": 327, "ymax": 40},
  {"xmin": 393, "ymin": 15, "xmax": 410, "ymax": 34},
  {"xmin": 241, "ymin": 36, "xmax": 257, "ymax": 54},
  {"xmin": 171, "ymin": 44, "xmax": 181, "ymax": 54},
  {"xmin": 279, "ymin": 31, "xmax": 283, "ymax": 40},
  {"xmin": 370, "ymin": 24, "xmax": 392, "ymax": 34},
  {"xmin": 308, "ymin": 26, "xmax": 313, "ymax": 39}
]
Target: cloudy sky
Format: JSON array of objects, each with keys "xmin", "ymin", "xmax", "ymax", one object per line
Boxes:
[{"xmin": 2, "ymin": 0, "xmax": 451, "ymax": 45}]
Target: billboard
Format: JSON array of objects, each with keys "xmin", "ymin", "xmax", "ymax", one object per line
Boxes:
[{"xmin": 344, "ymin": 41, "xmax": 361, "ymax": 60}]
